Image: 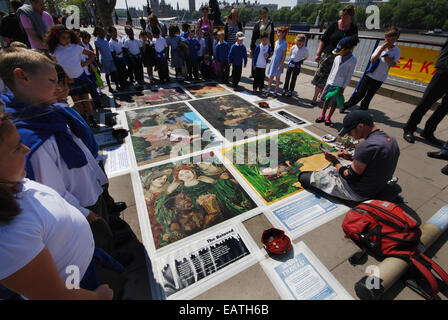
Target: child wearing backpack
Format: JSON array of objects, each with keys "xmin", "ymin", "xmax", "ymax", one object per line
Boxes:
[{"xmin": 341, "ymin": 27, "xmax": 401, "ymax": 112}]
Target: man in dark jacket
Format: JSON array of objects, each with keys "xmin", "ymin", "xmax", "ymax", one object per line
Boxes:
[{"xmin": 403, "ymin": 39, "xmax": 448, "ymax": 147}]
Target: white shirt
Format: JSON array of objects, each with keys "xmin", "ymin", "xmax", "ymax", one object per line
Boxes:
[
  {"xmin": 109, "ymin": 38, "xmax": 124, "ymax": 58},
  {"xmin": 29, "ymin": 129, "xmax": 108, "ymax": 217},
  {"xmin": 0, "ymin": 179, "xmax": 94, "ymax": 287},
  {"xmin": 53, "ymin": 44, "xmax": 85, "ymax": 79},
  {"xmin": 326, "ymin": 54, "xmax": 357, "ymax": 88},
  {"xmin": 152, "ymin": 36, "xmax": 167, "ymax": 54},
  {"xmin": 256, "ymin": 43, "xmax": 270, "ymax": 68},
  {"xmin": 367, "ymin": 45, "xmax": 401, "ymax": 82},
  {"xmin": 81, "ymin": 42, "xmax": 92, "ymax": 75},
  {"xmin": 123, "ymin": 38, "xmax": 142, "ymax": 56},
  {"xmin": 289, "ymin": 45, "xmax": 309, "ymax": 63}
]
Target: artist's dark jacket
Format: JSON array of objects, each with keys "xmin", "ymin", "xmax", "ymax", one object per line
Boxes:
[{"xmin": 250, "ymin": 19, "xmax": 275, "ymax": 52}]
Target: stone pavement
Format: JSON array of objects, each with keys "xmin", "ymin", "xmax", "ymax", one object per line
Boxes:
[{"xmin": 86, "ymin": 26, "xmax": 448, "ymax": 300}]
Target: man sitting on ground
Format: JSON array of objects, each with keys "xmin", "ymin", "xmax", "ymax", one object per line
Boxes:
[{"xmin": 299, "ymin": 110, "xmax": 400, "ymax": 202}]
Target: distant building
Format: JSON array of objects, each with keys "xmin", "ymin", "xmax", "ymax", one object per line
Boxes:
[
  {"xmin": 296, "ymin": 0, "xmax": 321, "ymax": 5},
  {"xmin": 189, "ymin": 0, "xmax": 195, "ymax": 12}
]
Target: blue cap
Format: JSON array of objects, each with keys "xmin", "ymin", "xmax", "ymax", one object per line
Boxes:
[
  {"xmin": 332, "ymin": 35, "xmax": 359, "ymax": 55},
  {"xmin": 339, "ymin": 110, "xmax": 374, "ymax": 136}
]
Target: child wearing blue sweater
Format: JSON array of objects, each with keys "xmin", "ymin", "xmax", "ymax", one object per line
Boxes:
[
  {"xmin": 215, "ymin": 31, "xmax": 230, "ymax": 84},
  {"xmin": 228, "ymin": 32, "xmax": 247, "ymax": 88},
  {"xmin": 186, "ymin": 29, "xmax": 201, "ymax": 81}
]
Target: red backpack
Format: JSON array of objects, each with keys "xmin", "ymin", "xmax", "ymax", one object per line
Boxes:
[{"xmin": 342, "ymin": 200, "xmax": 448, "ymax": 300}]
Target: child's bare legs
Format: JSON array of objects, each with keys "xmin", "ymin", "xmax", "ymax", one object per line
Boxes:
[
  {"xmin": 72, "ymin": 95, "xmax": 86, "ymax": 118},
  {"xmin": 265, "ymin": 76, "xmax": 274, "ymax": 96},
  {"xmin": 274, "ymin": 76, "xmax": 280, "ymax": 95},
  {"xmin": 316, "ymin": 100, "xmax": 335, "ymax": 125},
  {"xmin": 312, "ymin": 85, "xmax": 323, "ymax": 105}
]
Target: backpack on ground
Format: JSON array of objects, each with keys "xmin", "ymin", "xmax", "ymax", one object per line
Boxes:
[{"xmin": 342, "ymin": 200, "xmax": 448, "ymax": 300}]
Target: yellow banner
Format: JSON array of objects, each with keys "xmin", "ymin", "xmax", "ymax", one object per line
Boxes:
[
  {"xmin": 388, "ymin": 45, "xmax": 440, "ymax": 84},
  {"xmin": 274, "ymin": 33, "xmax": 299, "ymax": 55}
]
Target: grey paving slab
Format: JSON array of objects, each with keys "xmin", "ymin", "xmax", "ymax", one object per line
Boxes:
[
  {"xmin": 193, "ymin": 262, "xmax": 281, "ymax": 300},
  {"xmin": 108, "ymin": 174, "xmax": 137, "ymax": 208},
  {"xmin": 242, "ymin": 213, "xmax": 275, "ymax": 250}
]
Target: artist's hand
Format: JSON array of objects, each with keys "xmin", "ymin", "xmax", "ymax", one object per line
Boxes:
[
  {"xmin": 277, "ymin": 66, "xmax": 282, "ymax": 72},
  {"xmin": 338, "ymin": 149, "xmax": 353, "ymax": 160},
  {"xmin": 86, "ymin": 211, "xmax": 101, "ymax": 224},
  {"xmin": 314, "ymin": 54, "xmax": 321, "ymax": 62}
]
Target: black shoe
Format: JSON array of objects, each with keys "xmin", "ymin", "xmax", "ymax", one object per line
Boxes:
[
  {"xmin": 420, "ymin": 133, "xmax": 443, "ymax": 147},
  {"xmin": 403, "ymin": 130, "xmax": 415, "ymax": 143},
  {"xmin": 427, "ymin": 151, "xmax": 448, "ymax": 161},
  {"xmin": 112, "ymin": 201, "xmax": 127, "ymax": 213},
  {"xmin": 442, "ymin": 164, "xmax": 448, "ymax": 175}
]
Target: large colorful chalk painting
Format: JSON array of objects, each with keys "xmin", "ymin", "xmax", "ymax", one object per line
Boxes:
[
  {"xmin": 139, "ymin": 154, "xmax": 257, "ymax": 249},
  {"xmin": 114, "ymin": 87, "xmax": 190, "ymax": 109},
  {"xmin": 126, "ymin": 103, "xmax": 219, "ymax": 166},
  {"xmin": 188, "ymin": 94, "xmax": 289, "ymax": 141},
  {"xmin": 222, "ymin": 128, "xmax": 336, "ymax": 204},
  {"xmin": 184, "ymin": 82, "xmax": 230, "ymax": 98}
]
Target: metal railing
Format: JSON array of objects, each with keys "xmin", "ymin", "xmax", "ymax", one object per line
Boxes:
[{"xmin": 242, "ymin": 27, "xmax": 445, "ymax": 93}]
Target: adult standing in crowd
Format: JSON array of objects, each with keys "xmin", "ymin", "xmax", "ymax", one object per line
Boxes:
[
  {"xmin": 311, "ymin": 4, "xmax": 357, "ymax": 105},
  {"xmin": 145, "ymin": 13, "xmax": 166, "ymax": 38},
  {"xmin": 197, "ymin": 5, "xmax": 213, "ymax": 37},
  {"xmin": 17, "ymin": 0, "xmax": 54, "ymax": 50},
  {"xmin": 224, "ymin": 9, "xmax": 242, "ymax": 48},
  {"xmin": 249, "ymin": 6, "xmax": 275, "ymax": 78},
  {"xmin": 0, "ymin": 0, "xmax": 29, "ymax": 47},
  {"xmin": 403, "ymin": 38, "xmax": 448, "ymax": 147}
]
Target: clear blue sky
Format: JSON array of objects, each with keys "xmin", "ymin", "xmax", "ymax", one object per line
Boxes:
[{"xmin": 115, "ymin": 0, "xmax": 322, "ymax": 11}]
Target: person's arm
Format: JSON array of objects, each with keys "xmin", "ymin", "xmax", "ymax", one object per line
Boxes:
[
  {"xmin": 243, "ymin": 46, "xmax": 247, "ymax": 67},
  {"xmin": 29, "ymin": 139, "xmax": 92, "ymax": 218},
  {"xmin": 315, "ymin": 41, "xmax": 325, "ymax": 62},
  {"xmin": 370, "ymin": 44, "xmax": 387, "ymax": 63},
  {"xmin": 324, "ymin": 151, "xmax": 367, "ymax": 176},
  {"xmin": 0, "ymin": 247, "xmax": 113, "ymax": 300},
  {"xmin": 82, "ymin": 48, "xmax": 96, "ymax": 67}
]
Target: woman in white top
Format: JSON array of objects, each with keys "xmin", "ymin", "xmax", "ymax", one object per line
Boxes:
[{"xmin": 0, "ymin": 113, "xmax": 113, "ymax": 299}]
